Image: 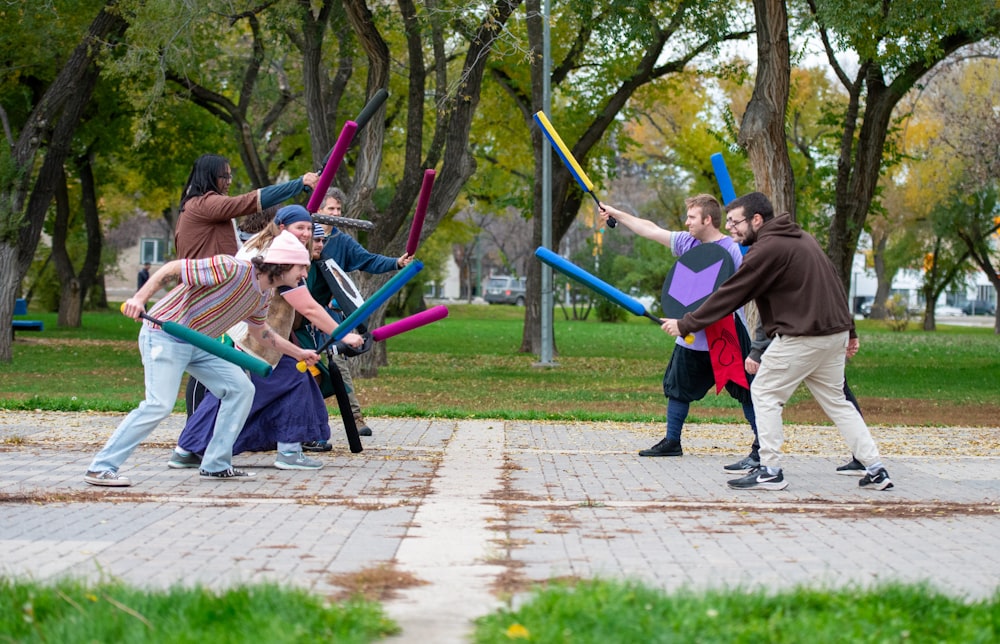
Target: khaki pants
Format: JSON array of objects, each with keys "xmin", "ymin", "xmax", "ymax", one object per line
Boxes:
[{"xmin": 752, "ymin": 332, "xmax": 880, "ymax": 470}]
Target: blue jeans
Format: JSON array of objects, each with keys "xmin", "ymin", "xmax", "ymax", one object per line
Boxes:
[{"xmin": 88, "ymin": 326, "xmax": 255, "ymax": 474}]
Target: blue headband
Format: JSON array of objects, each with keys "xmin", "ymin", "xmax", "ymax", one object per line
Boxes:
[{"xmin": 274, "ymin": 204, "xmax": 312, "ymax": 227}]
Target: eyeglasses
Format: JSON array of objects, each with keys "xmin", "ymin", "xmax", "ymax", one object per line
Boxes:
[{"xmin": 725, "ymin": 217, "xmax": 746, "ymax": 228}]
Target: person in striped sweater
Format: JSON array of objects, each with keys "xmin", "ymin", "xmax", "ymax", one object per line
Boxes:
[{"xmin": 84, "ymin": 231, "xmax": 320, "ymax": 487}]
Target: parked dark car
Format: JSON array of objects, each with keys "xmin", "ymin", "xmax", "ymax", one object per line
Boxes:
[
  {"xmin": 484, "ymin": 276, "xmax": 526, "ymax": 305},
  {"xmin": 961, "ymin": 300, "xmax": 996, "ymax": 316}
]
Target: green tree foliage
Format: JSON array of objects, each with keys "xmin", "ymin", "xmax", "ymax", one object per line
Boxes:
[
  {"xmin": 490, "ymin": 0, "xmax": 753, "ymax": 350},
  {"xmin": 880, "ymin": 56, "xmax": 1000, "ymax": 331},
  {"xmin": 110, "ymin": 0, "xmax": 311, "ymax": 188},
  {"xmin": 793, "ymin": 0, "xmax": 1000, "ymax": 293}
]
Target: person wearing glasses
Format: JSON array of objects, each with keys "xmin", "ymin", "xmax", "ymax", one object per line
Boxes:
[
  {"xmin": 661, "ymin": 192, "xmax": 892, "ymax": 492},
  {"xmin": 174, "ymin": 154, "xmax": 319, "ymax": 260},
  {"xmin": 599, "ymin": 196, "xmax": 758, "ymax": 465}
]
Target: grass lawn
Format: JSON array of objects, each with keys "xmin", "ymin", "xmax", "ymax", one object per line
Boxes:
[
  {"xmin": 0, "ymin": 578, "xmax": 396, "ymax": 643},
  {"xmin": 2, "ymin": 303, "xmax": 999, "ymax": 425}
]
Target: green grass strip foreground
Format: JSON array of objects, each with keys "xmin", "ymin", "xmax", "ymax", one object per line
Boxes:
[
  {"xmin": 0, "ymin": 578, "xmax": 397, "ymax": 643},
  {"xmin": 6, "ymin": 576, "xmax": 997, "ymax": 643},
  {"xmin": 473, "ymin": 579, "xmax": 1000, "ymax": 643}
]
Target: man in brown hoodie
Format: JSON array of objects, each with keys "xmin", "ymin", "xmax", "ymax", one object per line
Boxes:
[{"xmin": 662, "ymin": 192, "xmax": 892, "ymax": 492}]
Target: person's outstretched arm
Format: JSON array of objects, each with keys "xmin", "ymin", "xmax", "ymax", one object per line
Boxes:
[{"xmin": 599, "ymin": 204, "xmax": 673, "ymax": 247}]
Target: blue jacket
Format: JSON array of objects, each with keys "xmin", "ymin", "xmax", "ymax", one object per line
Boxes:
[{"xmin": 319, "ymin": 228, "xmax": 398, "ymax": 274}]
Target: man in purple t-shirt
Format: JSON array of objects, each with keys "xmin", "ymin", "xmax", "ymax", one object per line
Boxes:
[{"xmin": 600, "ymin": 195, "xmax": 757, "ymax": 465}]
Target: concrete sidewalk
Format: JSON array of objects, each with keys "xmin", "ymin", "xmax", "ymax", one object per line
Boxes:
[{"xmin": 1, "ymin": 411, "xmax": 998, "ymax": 642}]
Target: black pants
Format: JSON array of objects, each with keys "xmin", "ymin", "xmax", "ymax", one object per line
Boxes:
[{"xmin": 185, "ymin": 377, "xmax": 209, "ymax": 419}]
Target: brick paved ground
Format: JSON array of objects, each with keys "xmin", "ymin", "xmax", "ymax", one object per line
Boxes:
[{"xmin": 1, "ymin": 411, "xmax": 998, "ymax": 642}]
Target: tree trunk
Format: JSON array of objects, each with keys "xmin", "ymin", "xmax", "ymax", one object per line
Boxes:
[
  {"xmin": 921, "ymin": 299, "xmax": 936, "ymax": 332},
  {"xmin": 827, "ymin": 69, "xmax": 899, "ymax": 296},
  {"xmin": 51, "ymin": 151, "xmax": 104, "ymax": 326},
  {"xmin": 0, "ymin": 2, "xmax": 126, "ymax": 362},
  {"xmin": 342, "ymin": 0, "xmax": 391, "ymax": 208},
  {"xmin": 76, "ymin": 151, "xmax": 105, "ymax": 313},
  {"xmin": 957, "ymin": 226, "xmax": 1000, "ymax": 335},
  {"xmin": 299, "ymin": 0, "xmax": 340, "ymax": 171},
  {"xmin": 52, "ymin": 166, "xmax": 79, "ymax": 328},
  {"xmin": 738, "ymin": 0, "xmax": 795, "ymax": 217},
  {"xmin": 871, "ymin": 234, "xmax": 891, "ymax": 319},
  {"xmin": 342, "ymin": 0, "xmax": 522, "ymax": 375},
  {"xmin": 0, "ymin": 248, "xmax": 18, "ymax": 361}
]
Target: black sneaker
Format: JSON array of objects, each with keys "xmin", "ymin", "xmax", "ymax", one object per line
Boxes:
[
  {"xmin": 723, "ymin": 455, "xmax": 760, "ymax": 473},
  {"xmin": 302, "ymin": 440, "xmax": 332, "ymax": 452},
  {"xmin": 859, "ymin": 467, "xmax": 893, "ymax": 490},
  {"xmin": 728, "ymin": 466, "xmax": 788, "ymax": 490},
  {"xmin": 835, "ymin": 457, "xmax": 865, "ymax": 476},
  {"xmin": 199, "ymin": 468, "xmax": 256, "ymax": 482},
  {"xmin": 638, "ymin": 437, "xmax": 682, "ymax": 457}
]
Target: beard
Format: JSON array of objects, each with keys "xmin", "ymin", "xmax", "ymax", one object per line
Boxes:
[{"xmin": 741, "ymin": 228, "xmax": 759, "ymax": 246}]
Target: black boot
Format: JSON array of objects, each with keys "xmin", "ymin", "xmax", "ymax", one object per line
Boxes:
[{"xmin": 638, "ymin": 437, "xmax": 683, "ymax": 457}]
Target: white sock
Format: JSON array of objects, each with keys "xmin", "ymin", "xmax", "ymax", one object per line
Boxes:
[{"xmin": 277, "ymin": 441, "xmax": 301, "ymax": 453}]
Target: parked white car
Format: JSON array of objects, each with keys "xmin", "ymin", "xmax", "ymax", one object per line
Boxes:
[{"xmin": 934, "ymin": 305, "xmax": 966, "ymax": 317}]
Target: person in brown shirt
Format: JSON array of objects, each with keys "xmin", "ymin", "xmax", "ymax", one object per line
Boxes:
[
  {"xmin": 662, "ymin": 192, "xmax": 892, "ymax": 493},
  {"xmin": 174, "ymin": 154, "xmax": 319, "ymax": 259}
]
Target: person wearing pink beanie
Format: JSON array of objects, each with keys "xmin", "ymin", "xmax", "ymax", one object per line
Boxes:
[
  {"xmin": 85, "ymin": 235, "xmax": 321, "ymax": 487},
  {"xmin": 172, "ymin": 214, "xmax": 364, "ymax": 473},
  {"xmin": 261, "ymin": 229, "xmax": 311, "ymax": 266}
]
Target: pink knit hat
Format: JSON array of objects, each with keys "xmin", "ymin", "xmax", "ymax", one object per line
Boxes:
[{"xmin": 262, "ymin": 230, "xmax": 310, "ymax": 266}]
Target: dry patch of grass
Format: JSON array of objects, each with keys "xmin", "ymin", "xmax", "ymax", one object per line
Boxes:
[{"xmin": 327, "ymin": 562, "xmax": 428, "ymax": 602}]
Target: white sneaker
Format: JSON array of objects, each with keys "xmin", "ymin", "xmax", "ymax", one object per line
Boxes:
[
  {"xmin": 274, "ymin": 451, "xmax": 324, "ymax": 470},
  {"xmin": 84, "ymin": 470, "xmax": 132, "ymax": 487}
]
